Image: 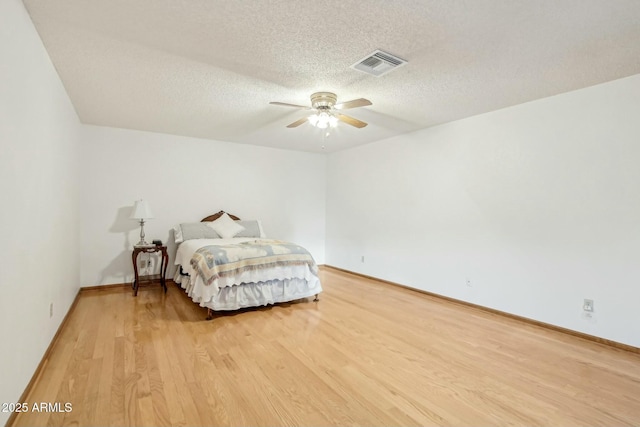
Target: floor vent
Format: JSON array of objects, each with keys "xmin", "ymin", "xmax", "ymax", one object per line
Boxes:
[{"xmin": 350, "ymin": 49, "xmax": 407, "ymax": 77}]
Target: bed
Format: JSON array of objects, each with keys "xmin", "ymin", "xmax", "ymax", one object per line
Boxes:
[{"xmin": 173, "ymin": 211, "xmax": 322, "ymax": 319}]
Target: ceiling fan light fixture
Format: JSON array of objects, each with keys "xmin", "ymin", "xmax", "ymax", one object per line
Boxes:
[
  {"xmin": 317, "ymin": 111, "xmax": 330, "ymax": 128},
  {"xmin": 308, "ymin": 111, "xmax": 338, "ymax": 129}
]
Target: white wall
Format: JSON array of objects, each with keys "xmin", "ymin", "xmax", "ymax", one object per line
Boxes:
[
  {"xmin": 326, "ymin": 74, "xmax": 640, "ymax": 348},
  {"xmin": 79, "ymin": 125, "xmax": 326, "ymax": 287},
  {"xmin": 0, "ymin": 1, "xmax": 81, "ymax": 424}
]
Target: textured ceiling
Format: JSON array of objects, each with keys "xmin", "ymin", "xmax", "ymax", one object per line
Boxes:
[{"xmin": 23, "ymin": 0, "xmax": 640, "ymax": 153}]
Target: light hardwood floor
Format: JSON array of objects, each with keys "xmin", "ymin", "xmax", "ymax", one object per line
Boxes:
[{"xmin": 12, "ymin": 267, "xmax": 640, "ymax": 426}]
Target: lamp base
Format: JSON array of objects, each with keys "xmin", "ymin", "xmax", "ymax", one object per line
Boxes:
[{"xmin": 135, "ymin": 220, "xmax": 151, "ymax": 247}]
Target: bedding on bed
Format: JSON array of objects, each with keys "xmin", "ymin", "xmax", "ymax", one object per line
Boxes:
[
  {"xmin": 191, "ymin": 239, "xmax": 318, "ymax": 292},
  {"xmin": 174, "ymin": 237, "xmax": 322, "ymax": 311}
]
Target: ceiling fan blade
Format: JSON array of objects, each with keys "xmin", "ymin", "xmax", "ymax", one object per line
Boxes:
[
  {"xmin": 334, "ymin": 98, "xmax": 372, "ymax": 110},
  {"xmin": 270, "ymin": 102, "xmax": 310, "ymax": 109},
  {"xmin": 286, "ymin": 117, "xmax": 309, "ymax": 128},
  {"xmin": 335, "ymin": 113, "xmax": 368, "ymax": 128}
]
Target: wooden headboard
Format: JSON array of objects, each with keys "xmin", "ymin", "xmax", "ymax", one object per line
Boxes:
[{"xmin": 200, "ymin": 210, "xmax": 241, "ymax": 222}]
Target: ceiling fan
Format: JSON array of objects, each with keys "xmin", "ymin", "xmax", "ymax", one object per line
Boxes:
[{"xmin": 270, "ymin": 92, "xmax": 372, "ymax": 129}]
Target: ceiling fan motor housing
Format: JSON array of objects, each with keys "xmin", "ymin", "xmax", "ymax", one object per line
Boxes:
[{"xmin": 311, "ymin": 92, "xmax": 337, "ymax": 110}]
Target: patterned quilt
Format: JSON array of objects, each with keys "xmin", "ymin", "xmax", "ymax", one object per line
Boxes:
[{"xmin": 190, "ymin": 239, "xmax": 318, "ymax": 287}]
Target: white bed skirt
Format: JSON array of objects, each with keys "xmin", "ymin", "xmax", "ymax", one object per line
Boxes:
[{"xmin": 174, "ymin": 268, "xmax": 322, "ymax": 311}]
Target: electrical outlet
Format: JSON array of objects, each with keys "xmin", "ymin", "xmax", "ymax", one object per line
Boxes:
[
  {"xmin": 49, "ymin": 303, "xmax": 53, "ymax": 318},
  {"xmin": 466, "ymin": 278, "xmax": 471, "ymax": 287},
  {"xmin": 361, "ymin": 255, "xmax": 365, "ymax": 263},
  {"xmin": 583, "ymin": 299, "xmax": 594, "ymax": 312}
]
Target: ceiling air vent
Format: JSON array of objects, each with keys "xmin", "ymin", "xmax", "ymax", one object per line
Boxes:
[{"xmin": 350, "ymin": 49, "xmax": 407, "ymax": 77}]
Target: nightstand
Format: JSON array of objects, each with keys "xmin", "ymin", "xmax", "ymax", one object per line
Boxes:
[{"xmin": 132, "ymin": 245, "xmax": 168, "ymax": 296}]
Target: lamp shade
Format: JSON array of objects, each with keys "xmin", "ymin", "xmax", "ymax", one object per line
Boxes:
[{"xmin": 130, "ymin": 200, "xmax": 154, "ymax": 220}]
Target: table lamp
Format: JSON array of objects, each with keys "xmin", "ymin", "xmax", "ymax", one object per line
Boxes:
[{"xmin": 130, "ymin": 200, "xmax": 154, "ymax": 246}]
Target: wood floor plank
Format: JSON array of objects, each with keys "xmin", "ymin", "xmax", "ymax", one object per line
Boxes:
[{"xmin": 10, "ymin": 268, "xmax": 640, "ymax": 426}]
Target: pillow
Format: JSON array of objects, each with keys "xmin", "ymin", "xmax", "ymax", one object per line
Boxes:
[
  {"xmin": 173, "ymin": 225, "xmax": 183, "ymax": 243},
  {"xmin": 174, "ymin": 222, "xmax": 221, "ymax": 243},
  {"xmin": 207, "ymin": 213, "xmax": 245, "ymax": 238},
  {"xmin": 235, "ymin": 220, "xmax": 266, "ymax": 238}
]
